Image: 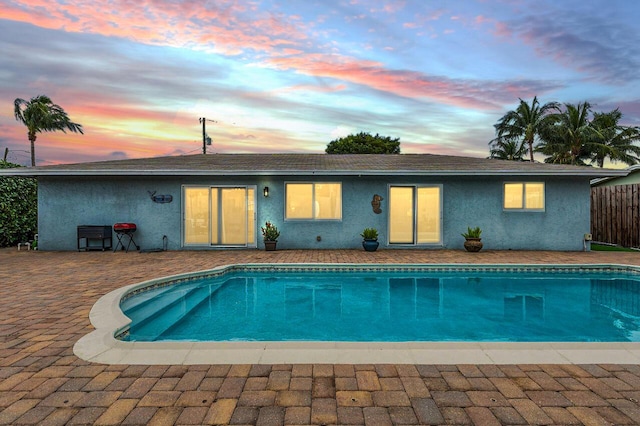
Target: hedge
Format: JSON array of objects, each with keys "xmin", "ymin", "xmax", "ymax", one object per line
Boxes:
[{"xmin": 0, "ymin": 161, "xmax": 37, "ymax": 247}]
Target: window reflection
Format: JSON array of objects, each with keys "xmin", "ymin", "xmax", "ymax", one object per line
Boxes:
[{"xmin": 504, "ymin": 295, "xmax": 544, "ymax": 322}]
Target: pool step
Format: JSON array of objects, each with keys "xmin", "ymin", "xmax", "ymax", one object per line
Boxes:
[
  {"xmin": 127, "ymin": 285, "xmax": 215, "ymax": 341},
  {"xmin": 122, "ymin": 281, "xmax": 203, "ymax": 320},
  {"xmin": 154, "ymin": 284, "xmax": 224, "ymax": 340}
]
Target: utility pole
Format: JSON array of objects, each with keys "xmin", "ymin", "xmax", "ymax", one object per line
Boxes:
[
  {"xmin": 198, "ymin": 118, "xmax": 216, "ymax": 154},
  {"xmin": 3, "ymin": 148, "xmax": 7, "ymax": 162}
]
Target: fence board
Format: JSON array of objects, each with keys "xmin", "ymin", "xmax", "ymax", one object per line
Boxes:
[
  {"xmin": 591, "ymin": 184, "xmax": 640, "ymax": 247},
  {"xmin": 631, "ymin": 185, "xmax": 640, "ymax": 247}
]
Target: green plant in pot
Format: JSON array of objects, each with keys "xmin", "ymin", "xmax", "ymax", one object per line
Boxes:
[
  {"xmin": 261, "ymin": 221, "xmax": 280, "ymax": 251},
  {"xmin": 361, "ymin": 227, "xmax": 379, "ymax": 252},
  {"xmin": 461, "ymin": 226, "xmax": 483, "ymax": 252}
]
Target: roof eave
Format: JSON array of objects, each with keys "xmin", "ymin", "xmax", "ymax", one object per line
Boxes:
[{"xmin": 0, "ymin": 169, "xmax": 629, "ymax": 177}]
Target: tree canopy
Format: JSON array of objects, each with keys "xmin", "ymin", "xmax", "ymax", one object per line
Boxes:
[
  {"xmin": 589, "ymin": 109, "xmax": 640, "ymax": 168},
  {"xmin": 488, "ymin": 139, "xmax": 526, "ymax": 161},
  {"xmin": 490, "ymin": 96, "xmax": 559, "ymax": 162},
  {"xmin": 490, "ymin": 97, "xmax": 640, "ymax": 167},
  {"xmin": 325, "ymin": 132, "xmax": 401, "ymax": 154},
  {"xmin": 14, "ymin": 95, "xmax": 83, "ymax": 166}
]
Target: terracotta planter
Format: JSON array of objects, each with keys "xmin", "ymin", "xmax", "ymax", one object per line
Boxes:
[
  {"xmin": 362, "ymin": 239, "xmax": 379, "ymax": 252},
  {"xmin": 463, "ymin": 238, "xmax": 483, "ymax": 252},
  {"xmin": 264, "ymin": 241, "xmax": 277, "ymax": 251}
]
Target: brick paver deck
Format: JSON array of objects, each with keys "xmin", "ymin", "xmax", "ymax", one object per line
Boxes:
[{"xmin": 2, "ymin": 248, "xmax": 640, "ymax": 425}]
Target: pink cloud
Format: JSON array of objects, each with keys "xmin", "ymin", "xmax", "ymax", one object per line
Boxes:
[
  {"xmin": 277, "ymin": 84, "xmax": 347, "ymax": 94},
  {"xmin": 494, "ymin": 21, "xmax": 513, "ymax": 38},
  {"xmin": 0, "ymin": 0, "xmax": 307, "ymax": 56},
  {"xmin": 1, "ymin": 1, "xmax": 543, "ymax": 112},
  {"xmin": 265, "ymin": 53, "xmax": 544, "ymax": 110},
  {"xmin": 368, "ymin": 1, "xmax": 406, "ymax": 14},
  {"xmin": 403, "ymin": 8, "xmax": 446, "ymax": 29}
]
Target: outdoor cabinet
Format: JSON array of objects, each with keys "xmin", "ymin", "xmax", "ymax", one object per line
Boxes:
[{"xmin": 77, "ymin": 225, "xmax": 113, "ymax": 251}]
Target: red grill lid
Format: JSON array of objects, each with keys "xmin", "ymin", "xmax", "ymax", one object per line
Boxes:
[{"xmin": 114, "ymin": 223, "xmax": 137, "ymax": 231}]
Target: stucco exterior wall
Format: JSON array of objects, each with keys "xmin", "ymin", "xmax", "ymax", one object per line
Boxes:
[{"xmin": 37, "ymin": 174, "xmax": 591, "ymax": 251}]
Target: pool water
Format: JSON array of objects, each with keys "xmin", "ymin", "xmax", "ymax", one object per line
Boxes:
[{"xmin": 119, "ymin": 268, "xmax": 640, "ymax": 342}]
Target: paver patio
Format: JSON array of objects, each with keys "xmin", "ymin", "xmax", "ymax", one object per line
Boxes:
[{"xmin": 2, "ymin": 248, "xmax": 640, "ymax": 425}]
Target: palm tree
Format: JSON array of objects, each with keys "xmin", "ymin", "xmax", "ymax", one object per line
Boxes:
[
  {"xmin": 14, "ymin": 95, "xmax": 83, "ymax": 166},
  {"xmin": 488, "ymin": 139, "xmax": 526, "ymax": 161},
  {"xmin": 490, "ymin": 96, "xmax": 560, "ymax": 162},
  {"xmin": 589, "ymin": 109, "xmax": 640, "ymax": 168},
  {"xmin": 537, "ymin": 102, "xmax": 594, "ymax": 166}
]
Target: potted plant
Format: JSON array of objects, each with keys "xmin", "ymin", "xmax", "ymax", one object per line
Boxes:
[
  {"xmin": 361, "ymin": 227, "xmax": 379, "ymax": 252},
  {"xmin": 261, "ymin": 221, "xmax": 280, "ymax": 251},
  {"xmin": 461, "ymin": 226, "xmax": 483, "ymax": 252}
]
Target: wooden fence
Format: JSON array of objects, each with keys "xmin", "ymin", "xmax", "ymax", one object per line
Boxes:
[{"xmin": 591, "ymin": 184, "xmax": 640, "ymax": 247}]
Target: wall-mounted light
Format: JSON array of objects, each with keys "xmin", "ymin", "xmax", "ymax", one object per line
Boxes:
[{"xmin": 263, "ymin": 186, "xmax": 269, "ymax": 197}]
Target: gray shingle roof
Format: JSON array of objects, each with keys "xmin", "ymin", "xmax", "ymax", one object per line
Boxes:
[{"xmin": 0, "ymin": 153, "xmax": 627, "ymax": 177}]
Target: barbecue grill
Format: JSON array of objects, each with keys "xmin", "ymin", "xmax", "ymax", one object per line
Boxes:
[{"xmin": 113, "ymin": 223, "xmax": 139, "ymax": 252}]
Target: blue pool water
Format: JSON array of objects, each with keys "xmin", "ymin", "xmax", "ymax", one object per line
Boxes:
[{"xmin": 119, "ymin": 267, "xmax": 640, "ymax": 342}]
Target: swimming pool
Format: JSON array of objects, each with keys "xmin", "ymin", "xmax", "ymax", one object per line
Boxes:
[{"xmin": 118, "ymin": 264, "xmax": 640, "ymax": 343}]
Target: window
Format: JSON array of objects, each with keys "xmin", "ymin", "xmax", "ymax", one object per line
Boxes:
[
  {"xmin": 504, "ymin": 183, "xmax": 544, "ymax": 210},
  {"xmin": 285, "ymin": 183, "xmax": 342, "ymax": 220}
]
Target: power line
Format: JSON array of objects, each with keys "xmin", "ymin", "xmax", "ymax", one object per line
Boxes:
[{"xmin": 2, "ymin": 148, "xmax": 46, "ymax": 166}]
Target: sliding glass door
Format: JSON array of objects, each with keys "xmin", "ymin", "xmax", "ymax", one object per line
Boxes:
[
  {"xmin": 389, "ymin": 185, "xmax": 441, "ymax": 245},
  {"xmin": 184, "ymin": 186, "xmax": 256, "ymax": 247}
]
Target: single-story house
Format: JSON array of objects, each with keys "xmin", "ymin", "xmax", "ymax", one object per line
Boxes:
[
  {"xmin": 591, "ymin": 164, "xmax": 640, "ymax": 188},
  {"xmin": 1, "ymin": 153, "xmax": 626, "ymax": 251}
]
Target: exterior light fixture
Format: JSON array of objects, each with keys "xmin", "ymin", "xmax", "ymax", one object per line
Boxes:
[{"xmin": 263, "ymin": 186, "xmax": 269, "ymax": 197}]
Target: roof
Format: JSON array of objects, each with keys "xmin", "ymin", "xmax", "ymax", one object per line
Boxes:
[
  {"xmin": 0, "ymin": 153, "xmax": 629, "ymax": 177},
  {"xmin": 591, "ymin": 164, "xmax": 640, "ymax": 186}
]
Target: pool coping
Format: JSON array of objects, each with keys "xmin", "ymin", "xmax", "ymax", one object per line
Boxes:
[{"xmin": 73, "ymin": 263, "xmax": 640, "ymax": 365}]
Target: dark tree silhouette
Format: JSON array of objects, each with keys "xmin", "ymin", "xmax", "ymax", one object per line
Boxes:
[
  {"xmin": 326, "ymin": 132, "xmax": 400, "ymax": 154},
  {"xmin": 14, "ymin": 95, "xmax": 83, "ymax": 166}
]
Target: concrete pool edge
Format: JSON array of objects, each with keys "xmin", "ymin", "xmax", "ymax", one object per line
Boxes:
[{"xmin": 73, "ymin": 262, "xmax": 640, "ymax": 365}]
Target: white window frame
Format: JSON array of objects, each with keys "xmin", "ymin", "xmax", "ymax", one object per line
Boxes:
[
  {"xmin": 503, "ymin": 182, "xmax": 545, "ymax": 211},
  {"xmin": 284, "ymin": 182, "xmax": 342, "ymax": 221}
]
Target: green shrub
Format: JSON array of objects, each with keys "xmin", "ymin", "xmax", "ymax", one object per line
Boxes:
[
  {"xmin": 261, "ymin": 221, "xmax": 280, "ymax": 241},
  {"xmin": 360, "ymin": 227, "xmax": 379, "ymax": 240},
  {"xmin": 0, "ymin": 161, "xmax": 37, "ymax": 247},
  {"xmin": 461, "ymin": 226, "xmax": 482, "ymax": 239}
]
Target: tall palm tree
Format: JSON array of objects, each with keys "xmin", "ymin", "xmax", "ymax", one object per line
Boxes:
[
  {"xmin": 537, "ymin": 102, "xmax": 594, "ymax": 165},
  {"xmin": 589, "ymin": 109, "xmax": 640, "ymax": 168},
  {"xmin": 490, "ymin": 96, "xmax": 560, "ymax": 162},
  {"xmin": 488, "ymin": 139, "xmax": 526, "ymax": 161},
  {"xmin": 14, "ymin": 95, "xmax": 83, "ymax": 166}
]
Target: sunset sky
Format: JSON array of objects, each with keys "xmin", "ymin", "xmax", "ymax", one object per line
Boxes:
[{"xmin": 1, "ymin": 0, "xmax": 639, "ymax": 166}]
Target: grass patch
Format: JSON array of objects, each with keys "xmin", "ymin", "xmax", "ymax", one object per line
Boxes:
[{"xmin": 591, "ymin": 243, "xmax": 637, "ymax": 252}]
